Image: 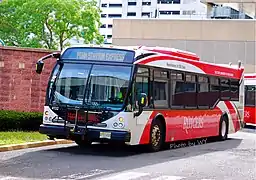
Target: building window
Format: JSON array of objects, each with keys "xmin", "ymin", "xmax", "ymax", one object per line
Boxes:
[
  {"xmin": 100, "ymin": 24, "xmax": 106, "ymax": 28},
  {"xmin": 128, "ymin": 2, "xmax": 137, "ymax": 5},
  {"xmin": 142, "ymin": 2, "xmax": 151, "ymax": 5},
  {"xmin": 108, "ymin": 14, "xmax": 122, "ymax": 18},
  {"xmin": 108, "ymin": 24, "xmax": 113, "ymax": 28},
  {"xmin": 173, "ymin": 0, "xmax": 181, "ymax": 4},
  {"xmin": 107, "ymin": 35, "xmax": 112, "ymax": 38},
  {"xmin": 101, "ymin": 3, "xmax": 107, "ymax": 7},
  {"xmin": 183, "ymin": 10, "xmax": 196, "ymax": 15},
  {"xmin": 142, "ymin": 12, "xmax": 150, "ymax": 17},
  {"xmin": 159, "ymin": 11, "xmax": 180, "ymax": 15},
  {"xmin": 127, "ymin": 12, "xmax": 136, "ymax": 16},
  {"xmin": 101, "ymin": 14, "xmax": 107, "ymax": 18},
  {"xmin": 109, "ymin": 4, "xmax": 122, "ymax": 7},
  {"xmin": 157, "ymin": 0, "xmax": 173, "ymax": 3},
  {"xmin": 172, "ymin": 11, "xmax": 180, "ymax": 15}
]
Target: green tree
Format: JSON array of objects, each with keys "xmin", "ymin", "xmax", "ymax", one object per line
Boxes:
[{"xmin": 0, "ymin": 0, "xmax": 104, "ymax": 50}]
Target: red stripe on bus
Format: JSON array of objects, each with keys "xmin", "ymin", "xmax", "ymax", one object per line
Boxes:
[
  {"xmin": 245, "ymin": 75, "xmax": 256, "ymax": 79},
  {"xmin": 244, "ymin": 106, "xmax": 256, "ymax": 125},
  {"xmin": 139, "ymin": 108, "xmax": 223, "ymax": 145},
  {"xmin": 224, "ymin": 101, "xmax": 240, "ymax": 132}
]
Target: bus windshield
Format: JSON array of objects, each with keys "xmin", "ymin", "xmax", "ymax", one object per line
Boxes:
[{"xmin": 50, "ymin": 63, "xmax": 132, "ymax": 110}]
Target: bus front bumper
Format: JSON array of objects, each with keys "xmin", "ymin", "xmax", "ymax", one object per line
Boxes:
[{"xmin": 39, "ymin": 124, "xmax": 131, "ymax": 142}]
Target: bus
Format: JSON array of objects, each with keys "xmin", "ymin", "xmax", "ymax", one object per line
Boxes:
[
  {"xmin": 35, "ymin": 45, "xmax": 245, "ymax": 152},
  {"xmin": 244, "ymin": 73, "xmax": 256, "ymax": 126}
]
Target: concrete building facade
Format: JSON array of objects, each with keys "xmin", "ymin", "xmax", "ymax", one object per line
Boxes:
[{"xmin": 112, "ymin": 19, "xmax": 255, "ymax": 73}]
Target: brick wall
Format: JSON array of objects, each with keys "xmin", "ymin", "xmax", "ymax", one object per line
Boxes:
[{"xmin": 0, "ymin": 46, "xmax": 59, "ymax": 112}]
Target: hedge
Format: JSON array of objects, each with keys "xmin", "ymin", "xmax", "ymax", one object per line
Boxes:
[{"xmin": 0, "ymin": 110, "xmax": 43, "ymax": 131}]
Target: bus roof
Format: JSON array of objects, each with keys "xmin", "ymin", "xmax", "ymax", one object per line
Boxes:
[
  {"xmin": 133, "ymin": 46, "xmax": 244, "ymax": 80},
  {"xmin": 61, "ymin": 45, "xmax": 244, "ymax": 80}
]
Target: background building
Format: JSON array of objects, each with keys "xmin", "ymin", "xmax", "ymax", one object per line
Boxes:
[
  {"xmin": 112, "ymin": 19, "xmax": 256, "ymax": 73},
  {"xmin": 97, "ymin": 0, "xmax": 254, "ymax": 44},
  {"xmin": 98, "ymin": 0, "xmax": 208, "ymax": 44}
]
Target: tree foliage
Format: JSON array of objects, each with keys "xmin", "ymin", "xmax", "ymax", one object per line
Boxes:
[{"xmin": 0, "ymin": 0, "xmax": 104, "ymax": 50}]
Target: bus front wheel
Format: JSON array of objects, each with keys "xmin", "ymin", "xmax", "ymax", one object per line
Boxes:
[
  {"xmin": 148, "ymin": 118, "xmax": 164, "ymax": 152},
  {"xmin": 75, "ymin": 138, "xmax": 92, "ymax": 148}
]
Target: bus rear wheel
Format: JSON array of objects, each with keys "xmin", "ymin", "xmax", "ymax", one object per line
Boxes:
[
  {"xmin": 218, "ymin": 116, "xmax": 228, "ymax": 141},
  {"xmin": 148, "ymin": 118, "xmax": 164, "ymax": 152}
]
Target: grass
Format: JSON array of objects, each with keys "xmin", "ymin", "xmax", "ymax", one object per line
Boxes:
[{"xmin": 0, "ymin": 131, "xmax": 48, "ymax": 146}]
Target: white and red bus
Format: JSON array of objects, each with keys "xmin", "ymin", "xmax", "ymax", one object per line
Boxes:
[
  {"xmin": 35, "ymin": 45, "xmax": 245, "ymax": 152},
  {"xmin": 244, "ymin": 73, "xmax": 256, "ymax": 126}
]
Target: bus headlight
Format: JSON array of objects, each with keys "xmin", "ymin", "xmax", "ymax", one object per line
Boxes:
[
  {"xmin": 119, "ymin": 117, "xmax": 124, "ymax": 122},
  {"xmin": 44, "ymin": 111, "xmax": 49, "ymax": 116}
]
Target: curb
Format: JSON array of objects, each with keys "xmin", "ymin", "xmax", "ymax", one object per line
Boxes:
[{"xmin": 0, "ymin": 139, "xmax": 74, "ymax": 152}]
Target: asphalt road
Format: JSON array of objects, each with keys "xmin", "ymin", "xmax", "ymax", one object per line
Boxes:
[{"xmin": 0, "ymin": 127, "xmax": 255, "ymax": 180}]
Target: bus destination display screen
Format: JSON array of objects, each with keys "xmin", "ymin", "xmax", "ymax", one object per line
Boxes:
[{"xmin": 61, "ymin": 47, "xmax": 135, "ymax": 63}]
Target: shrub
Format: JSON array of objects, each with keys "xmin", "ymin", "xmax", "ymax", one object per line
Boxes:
[{"xmin": 0, "ymin": 110, "xmax": 43, "ymax": 131}]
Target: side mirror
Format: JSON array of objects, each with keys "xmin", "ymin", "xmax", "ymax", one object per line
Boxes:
[
  {"xmin": 35, "ymin": 52, "xmax": 60, "ymax": 75},
  {"xmin": 138, "ymin": 93, "xmax": 147, "ymax": 107},
  {"xmin": 134, "ymin": 93, "xmax": 147, "ymax": 117},
  {"xmin": 36, "ymin": 60, "xmax": 44, "ymax": 74}
]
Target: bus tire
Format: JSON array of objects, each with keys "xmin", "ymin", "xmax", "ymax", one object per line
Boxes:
[
  {"xmin": 148, "ymin": 118, "xmax": 164, "ymax": 152},
  {"xmin": 218, "ymin": 116, "xmax": 228, "ymax": 141},
  {"xmin": 75, "ymin": 139, "xmax": 92, "ymax": 148}
]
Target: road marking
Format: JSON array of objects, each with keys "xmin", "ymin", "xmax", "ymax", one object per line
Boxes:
[
  {"xmin": 152, "ymin": 175, "xmax": 185, "ymax": 180},
  {"xmin": 0, "ymin": 174, "xmax": 214, "ymax": 180},
  {"xmin": 60, "ymin": 169, "xmax": 112, "ymax": 180},
  {"xmin": 0, "ymin": 177, "xmax": 64, "ymax": 180},
  {"xmin": 96, "ymin": 171, "xmax": 149, "ymax": 180}
]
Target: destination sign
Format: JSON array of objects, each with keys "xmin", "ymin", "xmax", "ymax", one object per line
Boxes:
[{"xmin": 61, "ymin": 47, "xmax": 135, "ymax": 63}]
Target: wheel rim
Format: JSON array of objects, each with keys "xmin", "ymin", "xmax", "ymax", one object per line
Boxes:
[
  {"xmin": 221, "ymin": 120, "xmax": 226, "ymax": 137},
  {"xmin": 151, "ymin": 125, "xmax": 161, "ymax": 147}
]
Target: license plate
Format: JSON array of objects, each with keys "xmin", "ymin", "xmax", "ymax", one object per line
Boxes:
[{"xmin": 99, "ymin": 132, "xmax": 111, "ymax": 139}]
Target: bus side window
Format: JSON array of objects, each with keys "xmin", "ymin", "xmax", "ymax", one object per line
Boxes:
[
  {"xmin": 198, "ymin": 75, "xmax": 209, "ymax": 108},
  {"xmin": 209, "ymin": 77, "xmax": 220, "ymax": 107},
  {"xmin": 135, "ymin": 76, "xmax": 149, "ymax": 108},
  {"xmin": 134, "ymin": 67, "xmax": 151, "ymax": 108},
  {"xmin": 153, "ymin": 70, "xmax": 169, "ymax": 108},
  {"xmin": 245, "ymin": 85, "xmax": 256, "ymax": 106},
  {"xmin": 171, "ymin": 71, "xmax": 185, "ymax": 107},
  {"xmin": 230, "ymin": 79, "xmax": 239, "ymax": 101}
]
